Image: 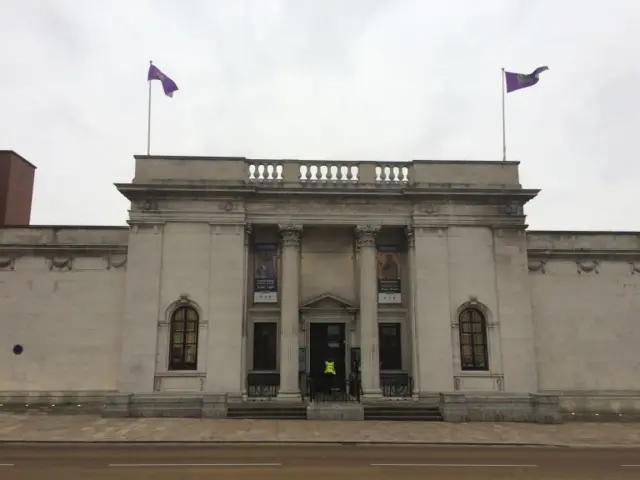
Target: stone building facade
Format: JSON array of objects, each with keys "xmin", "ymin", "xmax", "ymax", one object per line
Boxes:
[{"xmin": 1, "ymin": 155, "xmax": 639, "ymax": 420}]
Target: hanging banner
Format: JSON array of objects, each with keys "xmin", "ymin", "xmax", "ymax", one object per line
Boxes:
[
  {"xmin": 253, "ymin": 244, "xmax": 278, "ymax": 303},
  {"xmin": 377, "ymin": 245, "xmax": 402, "ymax": 304}
]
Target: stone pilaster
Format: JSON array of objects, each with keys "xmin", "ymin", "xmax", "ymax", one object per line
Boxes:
[
  {"xmin": 277, "ymin": 223, "xmax": 303, "ymax": 400},
  {"xmin": 239, "ymin": 223, "xmax": 252, "ymax": 399},
  {"xmin": 405, "ymin": 225, "xmax": 420, "ymax": 396},
  {"xmin": 355, "ymin": 225, "xmax": 381, "ymax": 398}
]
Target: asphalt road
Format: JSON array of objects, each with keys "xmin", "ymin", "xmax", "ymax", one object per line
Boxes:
[{"xmin": 0, "ymin": 444, "xmax": 639, "ymax": 479}]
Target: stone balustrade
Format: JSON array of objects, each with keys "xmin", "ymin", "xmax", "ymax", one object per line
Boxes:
[
  {"xmin": 246, "ymin": 160, "xmax": 410, "ymax": 185},
  {"xmin": 131, "ymin": 155, "xmax": 523, "ymax": 188}
]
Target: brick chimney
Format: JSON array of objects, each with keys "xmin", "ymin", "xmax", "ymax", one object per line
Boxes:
[{"xmin": 0, "ymin": 151, "xmax": 36, "ymax": 227}]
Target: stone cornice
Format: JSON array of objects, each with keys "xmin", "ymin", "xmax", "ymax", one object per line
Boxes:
[
  {"xmin": 527, "ymin": 248, "xmax": 640, "ymax": 261},
  {"xmin": 116, "ymin": 183, "xmax": 255, "ymax": 202},
  {"xmin": 0, "ymin": 244, "xmax": 127, "ymax": 256},
  {"xmin": 118, "ymin": 182, "xmax": 537, "ymax": 201},
  {"xmin": 528, "ymin": 230, "xmax": 640, "ymax": 236}
]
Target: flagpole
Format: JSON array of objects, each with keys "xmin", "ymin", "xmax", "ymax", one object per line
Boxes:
[
  {"xmin": 501, "ymin": 67, "xmax": 507, "ymax": 161},
  {"xmin": 146, "ymin": 60, "xmax": 152, "ymax": 155}
]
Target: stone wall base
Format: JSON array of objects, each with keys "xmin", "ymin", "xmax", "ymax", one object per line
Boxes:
[
  {"xmin": 438, "ymin": 392, "xmax": 563, "ymax": 423},
  {"xmin": 547, "ymin": 390, "xmax": 640, "ymax": 422},
  {"xmin": 7, "ymin": 390, "xmax": 640, "ymax": 423},
  {"xmin": 0, "ymin": 391, "xmax": 110, "ymax": 414},
  {"xmin": 103, "ymin": 393, "xmax": 228, "ymax": 418}
]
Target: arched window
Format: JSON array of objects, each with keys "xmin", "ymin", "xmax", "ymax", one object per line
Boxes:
[
  {"xmin": 458, "ymin": 308, "xmax": 489, "ymax": 371},
  {"xmin": 169, "ymin": 306, "xmax": 199, "ymax": 370}
]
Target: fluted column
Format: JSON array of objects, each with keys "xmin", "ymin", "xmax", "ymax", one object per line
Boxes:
[
  {"xmin": 277, "ymin": 224, "xmax": 303, "ymax": 400},
  {"xmin": 356, "ymin": 225, "xmax": 382, "ymax": 398},
  {"xmin": 405, "ymin": 226, "xmax": 420, "ymax": 396}
]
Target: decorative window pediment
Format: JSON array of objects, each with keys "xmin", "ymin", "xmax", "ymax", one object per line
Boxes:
[{"xmin": 299, "ymin": 292, "xmax": 358, "ymax": 312}]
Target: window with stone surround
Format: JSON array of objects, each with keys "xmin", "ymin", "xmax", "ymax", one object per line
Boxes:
[
  {"xmin": 459, "ymin": 308, "xmax": 489, "ymax": 371},
  {"xmin": 253, "ymin": 322, "xmax": 277, "ymax": 371},
  {"xmin": 169, "ymin": 306, "xmax": 199, "ymax": 371},
  {"xmin": 378, "ymin": 323, "xmax": 402, "ymax": 370}
]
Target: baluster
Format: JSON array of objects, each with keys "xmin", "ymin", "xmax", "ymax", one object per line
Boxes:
[
  {"xmin": 305, "ymin": 165, "xmax": 312, "ymax": 182},
  {"xmin": 338, "ymin": 165, "xmax": 345, "ymax": 182}
]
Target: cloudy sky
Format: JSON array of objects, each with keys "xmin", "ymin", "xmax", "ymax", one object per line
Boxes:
[{"xmin": 1, "ymin": 0, "xmax": 638, "ymax": 230}]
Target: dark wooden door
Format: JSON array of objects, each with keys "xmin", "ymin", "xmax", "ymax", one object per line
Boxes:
[{"xmin": 309, "ymin": 323, "xmax": 346, "ymax": 391}]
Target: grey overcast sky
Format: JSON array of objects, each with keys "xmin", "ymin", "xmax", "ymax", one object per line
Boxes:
[{"xmin": 1, "ymin": 0, "xmax": 638, "ymax": 230}]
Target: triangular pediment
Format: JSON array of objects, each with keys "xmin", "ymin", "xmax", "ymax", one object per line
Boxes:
[{"xmin": 299, "ymin": 292, "xmax": 358, "ymax": 311}]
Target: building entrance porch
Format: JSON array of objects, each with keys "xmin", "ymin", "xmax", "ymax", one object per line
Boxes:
[{"xmin": 309, "ymin": 322, "xmax": 347, "ymax": 394}]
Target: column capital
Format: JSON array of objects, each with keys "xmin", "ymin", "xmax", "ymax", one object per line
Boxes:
[
  {"xmin": 404, "ymin": 225, "xmax": 415, "ymax": 248},
  {"xmin": 355, "ymin": 225, "xmax": 380, "ymax": 248},
  {"xmin": 278, "ymin": 223, "xmax": 303, "ymax": 247}
]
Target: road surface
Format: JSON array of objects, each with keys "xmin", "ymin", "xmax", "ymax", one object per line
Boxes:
[{"xmin": 0, "ymin": 444, "xmax": 639, "ymax": 478}]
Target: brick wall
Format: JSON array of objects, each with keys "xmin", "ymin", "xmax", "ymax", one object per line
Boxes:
[{"xmin": 0, "ymin": 151, "xmax": 36, "ymax": 226}]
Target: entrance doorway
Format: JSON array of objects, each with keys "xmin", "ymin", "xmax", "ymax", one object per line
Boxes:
[{"xmin": 309, "ymin": 323, "xmax": 346, "ymax": 391}]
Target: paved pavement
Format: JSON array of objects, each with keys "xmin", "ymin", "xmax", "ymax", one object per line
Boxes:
[
  {"xmin": 1, "ymin": 414, "xmax": 640, "ymax": 446},
  {"xmin": 0, "ymin": 444, "xmax": 639, "ymax": 479}
]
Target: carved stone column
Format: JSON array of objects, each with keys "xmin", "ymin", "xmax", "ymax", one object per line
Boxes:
[
  {"xmin": 405, "ymin": 226, "xmax": 420, "ymax": 397},
  {"xmin": 240, "ymin": 223, "xmax": 252, "ymax": 399},
  {"xmin": 277, "ymin": 224, "xmax": 303, "ymax": 400},
  {"xmin": 356, "ymin": 225, "xmax": 382, "ymax": 398}
]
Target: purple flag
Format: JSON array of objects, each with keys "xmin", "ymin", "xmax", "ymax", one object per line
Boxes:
[
  {"xmin": 504, "ymin": 66, "xmax": 549, "ymax": 93},
  {"xmin": 147, "ymin": 64, "xmax": 178, "ymax": 97}
]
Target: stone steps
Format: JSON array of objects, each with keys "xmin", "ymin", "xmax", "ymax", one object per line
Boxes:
[
  {"xmin": 364, "ymin": 404, "xmax": 443, "ymax": 421},
  {"xmin": 227, "ymin": 402, "xmax": 307, "ymax": 420}
]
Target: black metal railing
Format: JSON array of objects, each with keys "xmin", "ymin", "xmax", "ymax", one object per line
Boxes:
[
  {"xmin": 247, "ymin": 372, "xmax": 280, "ymax": 398},
  {"xmin": 306, "ymin": 373, "xmax": 361, "ymax": 403},
  {"xmin": 380, "ymin": 373, "xmax": 413, "ymax": 398}
]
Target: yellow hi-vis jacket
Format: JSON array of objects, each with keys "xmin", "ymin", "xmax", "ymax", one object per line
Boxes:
[{"xmin": 324, "ymin": 361, "xmax": 336, "ymax": 375}]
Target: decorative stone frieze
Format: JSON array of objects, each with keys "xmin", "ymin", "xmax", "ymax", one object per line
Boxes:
[
  {"xmin": 576, "ymin": 260, "xmax": 599, "ymax": 275},
  {"xmin": 104, "ymin": 254, "xmax": 127, "ymax": 270},
  {"xmin": 499, "ymin": 202, "xmax": 524, "ymax": 215},
  {"xmin": 630, "ymin": 262, "xmax": 640, "ymax": 275},
  {"xmin": 420, "ymin": 203, "xmax": 439, "ymax": 214},
  {"xmin": 137, "ymin": 200, "xmax": 158, "ymax": 212},
  {"xmin": 218, "ymin": 201, "xmax": 234, "ymax": 212},
  {"xmin": 528, "ymin": 260, "xmax": 547, "ymax": 274},
  {"xmin": 48, "ymin": 256, "xmax": 73, "ymax": 271},
  {"xmin": 0, "ymin": 255, "xmax": 16, "ymax": 271}
]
